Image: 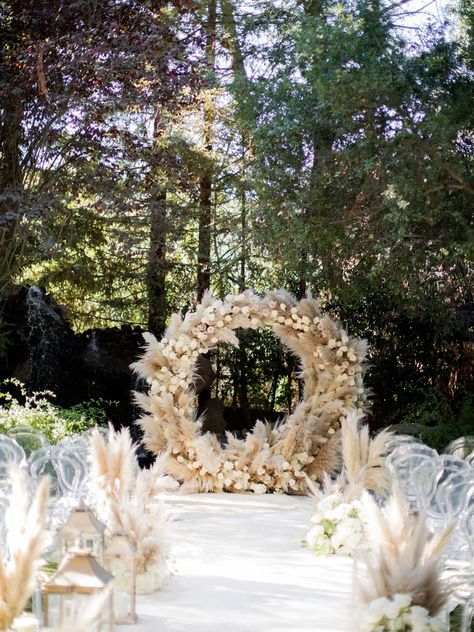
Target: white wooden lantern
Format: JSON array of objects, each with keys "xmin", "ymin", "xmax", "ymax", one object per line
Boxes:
[
  {"xmin": 41, "ymin": 546, "xmax": 114, "ymax": 632},
  {"xmin": 103, "ymin": 530, "xmax": 137, "ymax": 624},
  {"xmin": 57, "ymin": 501, "xmax": 106, "ymax": 561}
]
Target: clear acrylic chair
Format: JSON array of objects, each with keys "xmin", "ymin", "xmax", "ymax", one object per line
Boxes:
[
  {"xmin": 29, "ymin": 449, "xmax": 62, "ymax": 499},
  {"xmin": 0, "ymin": 436, "xmax": 26, "ymax": 487},
  {"xmin": 56, "ymin": 450, "xmax": 88, "ymax": 498},
  {"xmin": 428, "ymin": 471, "xmax": 474, "ymax": 538},
  {"xmin": 8, "ymin": 426, "xmax": 50, "ymax": 457},
  {"xmin": 444, "ymin": 437, "xmax": 474, "ymax": 460},
  {"xmin": 385, "ymin": 433, "xmax": 421, "ymax": 452},
  {"xmin": 29, "ymin": 449, "xmax": 76, "ymax": 530},
  {"xmin": 443, "ymin": 503, "xmax": 474, "ymax": 632},
  {"xmin": 437, "ymin": 454, "xmax": 471, "ymax": 482},
  {"xmin": 386, "ymin": 448, "xmax": 439, "ymax": 511}
]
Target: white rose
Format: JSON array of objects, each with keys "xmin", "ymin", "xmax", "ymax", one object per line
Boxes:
[
  {"xmin": 317, "ymin": 494, "xmax": 341, "ymax": 512},
  {"xmin": 305, "ymin": 524, "xmax": 325, "ymax": 548},
  {"xmin": 310, "ymin": 511, "xmax": 324, "ymax": 524},
  {"xmin": 356, "ymin": 606, "xmax": 381, "ymax": 632},
  {"xmin": 367, "ymin": 597, "xmax": 392, "ymax": 623},
  {"xmin": 383, "ymin": 599, "xmax": 403, "ymax": 620},
  {"xmin": 392, "ymin": 594, "xmax": 412, "ymax": 611},
  {"xmin": 429, "ymin": 617, "xmax": 446, "ymax": 632},
  {"xmin": 327, "ymin": 502, "xmax": 353, "ymax": 521}
]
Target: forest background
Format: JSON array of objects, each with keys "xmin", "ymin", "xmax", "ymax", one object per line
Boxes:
[{"xmin": 0, "ymin": 0, "xmax": 472, "ymax": 447}]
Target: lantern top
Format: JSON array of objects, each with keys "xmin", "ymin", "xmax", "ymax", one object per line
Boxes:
[
  {"xmin": 58, "ymin": 501, "xmax": 106, "ymax": 539},
  {"xmin": 104, "ymin": 530, "xmax": 137, "ymax": 558},
  {"xmin": 42, "ymin": 548, "xmax": 113, "ymax": 594}
]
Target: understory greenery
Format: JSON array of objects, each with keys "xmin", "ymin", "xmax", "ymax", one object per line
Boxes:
[
  {"xmin": 451, "ymin": 606, "xmax": 474, "ymax": 632},
  {"xmin": 0, "ymin": 380, "xmax": 110, "ymax": 443},
  {"xmin": 404, "ymin": 388, "xmax": 474, "ymax": 452}
]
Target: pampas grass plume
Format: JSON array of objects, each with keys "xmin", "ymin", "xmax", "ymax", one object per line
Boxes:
[
  {"xmin": 0, "ymin": 467, "xmax": 49, "ymax": 630},
  {"xmin": 356, "ymin": 485, "xmax": 455, "ymax": 616}
]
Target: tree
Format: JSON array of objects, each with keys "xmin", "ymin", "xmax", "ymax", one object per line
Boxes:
[
  {"xmin": 229, "ymin": 0, "xmax": 473, "ymax": 423},
  {"xmin": 0, "ymin": 0, "xmax": 202, "ymax": 330}
]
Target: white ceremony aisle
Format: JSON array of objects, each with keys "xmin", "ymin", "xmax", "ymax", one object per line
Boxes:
[{"xmin": 122, "ymin": 493, "xmax": 354, "ymax": 632}]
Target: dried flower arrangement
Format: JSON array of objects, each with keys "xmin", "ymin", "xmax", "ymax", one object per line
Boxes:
[
  {"xmin": 133, "ymin": 289, "xmax": 368, "ymax": 494},
  {"xmin": 0, "ymin": 468, "xmax": 49, "ymax": 631},
  {"xmin": 303, "ymin": 412, "xmax": 393, "ymax": 556},
  {"xmin": 89, "ymin": 426, "xmax": 178, "ymax": 592},
  {"xmin": 354, "ymin": 486, "xmax": 454, "ymax": 632}
]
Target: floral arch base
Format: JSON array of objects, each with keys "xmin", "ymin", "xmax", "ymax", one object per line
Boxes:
[{"xmin": 133, "ymin": 290, "xmax": 368, "ymax": 494}]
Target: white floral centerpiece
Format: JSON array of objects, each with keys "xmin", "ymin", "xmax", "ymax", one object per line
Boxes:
[
  {"xmin": 109, "ymin": 555, "xmax": 168, "ymax": 595},
  {"xmin": 303, "ymin": 413, "xmax": 392, "ymax": 557},
  {"xmin": 356, "ymin": 594, "xmax": 446, "ymax": 632},
  {"xmin": 353, "ymin": 487, "xmax": 453, "ymax": 632},
  {"xmin": 89, "ymin": 427, "xmax": 177, "ymax": 594},
  {"xmin": 303, "ymin": 492, "xmax": 364, "ymax": 556}
]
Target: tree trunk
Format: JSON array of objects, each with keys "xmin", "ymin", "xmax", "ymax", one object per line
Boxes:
[
  {"xmin": 0, "ymin": 96, "xmax": 23, "ymax": 296},
  {"xmin": 147, "ymin": 191, "xmax": 168, "ymax": 335},
  {"xmin": 0, "ymin": 97, "xmax": 23, "ymax": 191},
  {"xmin": 197, "ymin": 170, "xmax": 212, "ymax": 301},
  {"xmin": 197, "ymin": 0, "xmax": 217, "ymax": 302},
  {"xmin": 221, "ymin": 0, "xmax": 248, "ymax": 83}
]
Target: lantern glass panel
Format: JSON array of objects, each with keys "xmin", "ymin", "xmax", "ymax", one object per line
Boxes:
[
  {"xmin": 61, "ymin": 536, "xmax": 103, "ymax": 560},
  {"xmin": 41, "ymin": 548, "xmax": 114, "ymax": 632},
  {"xmin": 103, "ymin": 533, "xmax": 137, "ymax": 625},
  {"xmin": 43, "ymin": 590, "xmax": 113, "ymax": 632}
]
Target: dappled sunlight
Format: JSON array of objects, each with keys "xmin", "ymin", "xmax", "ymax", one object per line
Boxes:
[{"xmin": 120, "ymin": 493, "xmax": 354, "ymax": 632}]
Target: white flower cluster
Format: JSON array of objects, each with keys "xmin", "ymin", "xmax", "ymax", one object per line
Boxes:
[
  {"xmin": 109, "ymin": 557, "xmax": 168, "ymax": 595},
  {"xmin": 357, "ymin": 595, "xmax": 446, "ymax": 632},
  {"xmin": 303, "ymin": 492, "xmax": 364, "ymax": 556}
]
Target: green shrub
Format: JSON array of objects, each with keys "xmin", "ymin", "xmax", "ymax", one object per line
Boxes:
[
  {"xmin": 0, "ymin": 379, "xmax": 114, "ymax": 443},
  {"xmin": 398, "ymin": 387, "xmax": 474, "ymax": 453}
]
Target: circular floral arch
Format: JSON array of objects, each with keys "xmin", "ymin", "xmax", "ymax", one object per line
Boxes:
[{"xmin": 133, "ymin": 290, "xmax": 367, "ymax": 494}]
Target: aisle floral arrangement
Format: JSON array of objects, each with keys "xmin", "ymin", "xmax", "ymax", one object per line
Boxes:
[
  {"xmin": 0, "ymin": 468, "xmax": 49, "ymax": 632},
  {"xmin": 89, "ymin": 426, "xmax": 178, "ymax": 593},
  {"xmin": 133, "ymin": 289, "xmax": 369, "ymax": 494},
  {"xmin": 354, "ymin": 486, "xmax": 454, "ymax": 632},
  {"xmin": 303, "ymin": 413, "xmax": 392, "ymax": 556},
  {"xmin": 304, "ymin": 493, "xmax": 364, "ymax": 555},
  {"xmin": 356, "ymin": 594, "xmax": 446, "ymax": 632}
]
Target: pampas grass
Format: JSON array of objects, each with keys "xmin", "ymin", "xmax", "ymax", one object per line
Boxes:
[
  {"xmin": 133, "ymin": 289, "xmax": 369, "ymax": 494},
  {"xmin": 307, "ymin": 411, "xmax": 392, "ymax": 509},
  {"xmin": 0, "ymin": 467, "xmax": 49, "ymax": 631},
  {"xmin": 340, "ymin": 411, "xmax": 392, "ymax": 497},
  {"xmin": 355, "ymin": 485, "xmax": 455, "ymax": 616},
  {"xmin": 89, "ymin": 426, "xmax": 175, "ymax": 574},
  {"xmin": 90, "ymin": 423, "xmax": 136, "ymax": 507}
]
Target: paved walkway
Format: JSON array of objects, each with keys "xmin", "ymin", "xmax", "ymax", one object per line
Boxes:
[{"xmin": 123, "ymin": 493, "xmax": 354, "ymax": 632}]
